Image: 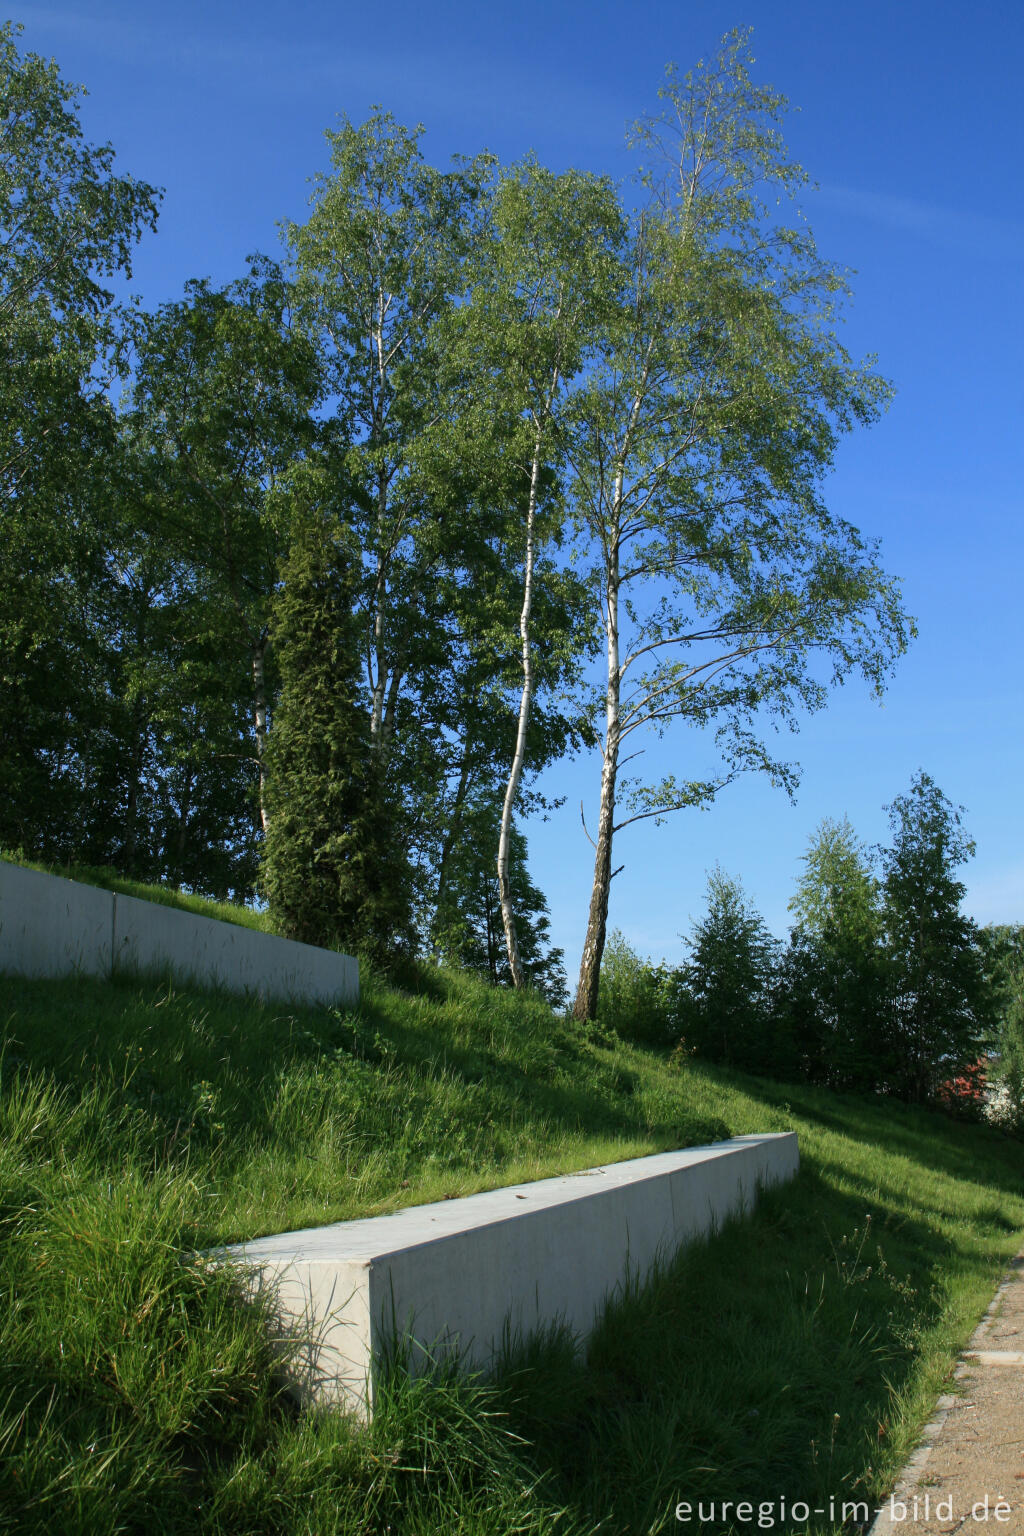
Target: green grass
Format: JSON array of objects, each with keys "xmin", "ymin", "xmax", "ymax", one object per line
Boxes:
[
  {"xmin": 0, "ymin": 852, "xmax": 275, "ymax": 933},
  {"xmin": 1, "ymin": 958, "xmax": 1022, "ymax": 1533}
]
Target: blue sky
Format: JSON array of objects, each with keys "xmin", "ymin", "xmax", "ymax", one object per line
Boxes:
[{"xmin": 14, "ymin": 0, "xmax": 1024, "ymax": 971}]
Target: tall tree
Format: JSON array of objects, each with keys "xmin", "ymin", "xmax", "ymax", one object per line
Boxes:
[
  {"xmin": 261, "ymin": 516, "xmax": 413, "ymax": 960},
  {"xmin": 287, "ymin": 117, "xmax": 597, "ymax": 938},
  {"xmin": 0, "ymin": 21, "xmax": 159, "ymax": 858},
  {"xmin": 678, "ymin": 867, "xmax": 779, "ymax": 1071},
  {"xmin": 286, "ymin": 111, "xmax": 491, "ymax": 752},
  {"xmin": 783, "ymin": 816, "xmax": 891, "ymax": 1089},
  {"xmin": 457, "ymin": 160, "xmax": 620, "ymax": 986},
  {"xmin": 568, "ymin": 33, "xmax": 911, "ymax": 1019},
  {"xmin": 125, "ymin": 258, "xmax": 318, "ymax": 837},
  {"xmin": 288, "ymin": 113, "xmax": 534, "ymax": 927},
  {"xmin": 880, "ymin": 772, "xmax": 991, "ymax": 1104}
]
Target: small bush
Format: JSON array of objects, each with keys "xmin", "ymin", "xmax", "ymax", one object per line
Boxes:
[{"xmin": 597, "ymin": 930, "xmax": 674, "ymax": 1048}]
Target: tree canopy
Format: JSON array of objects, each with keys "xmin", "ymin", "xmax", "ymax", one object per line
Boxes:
[{"xmin": 1, "ymin": 25, "xmax": 920, "ymax": 1008}]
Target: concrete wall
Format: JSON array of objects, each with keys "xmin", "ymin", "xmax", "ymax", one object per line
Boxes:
[
  {"xmin": 225, "ymin": 1132, "xmax": 800, "ymax": 1418},
  {"xmin": 113, "ymin": 889, "xmax": 358, "ymax": 1006},
  {"xmin": 0, "ymin": 860, "xmax": 358, "ymax": 1009},
  {"xmin": 0, "ymin": 861, "xmax": 114, "ymax": 980}
]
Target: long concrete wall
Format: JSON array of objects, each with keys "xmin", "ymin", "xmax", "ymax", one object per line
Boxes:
[
  {"xmin": 0, "ymin": 861, "xmax": 358, "ymax": 1009},
  {"xmin": 224, "ymin": 1132, "xmax": 799, "ymax": 1419}
]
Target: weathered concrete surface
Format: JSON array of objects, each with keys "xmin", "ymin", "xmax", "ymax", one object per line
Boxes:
[
  {"xmin": 224, "ymin": 1132, "xmax": 800, "ymax": 1418},
  {"xmin": 870, "ymin": 1252, "xmax": 1024, "ymax": 1534},
  {"xmin": 0, "ymin": 860, "xmax": 113, "ymax": 979},
  {"xmin": 113, "ymin": 890, "xmax": 358, "ymax": 1007},
  {"xmin": 0, "ymin": 860, "xmax": 358, "ymax": 1009}
]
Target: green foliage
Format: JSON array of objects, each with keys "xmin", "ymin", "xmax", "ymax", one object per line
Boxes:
[
  {"xmin": 0, "ymin": 21, "xmax": 160, "ymax": 867},
  {"xmin": 780, "ymin": 817, "xmax": 892, "ymax": 1090},
  {"xmin": 124, "ymin": 256, "xmax": 320, "ymax": 857},
  {"xmin": 261, "ymin": 519, "xmax": 414, "ymax": 961},
  {"xmin": 596, "ymin": 929, "xmax": 674, "ymax": 1048},
  {"xmin": 2, "ymin": 961, "xmax": 1023, "ymax": 1533},
  {"xmin": 568, "ymin": 31, "xmax": 912, "ymax": 1019},
  {"xmin": 456, "ymin": 158, "xmax": 619, "ymax": 983},
  {"xmin": 880, "ymin": 772, "xmax": 993, "ymax": 1105},
  {"xmin": 431, "ymin": 790, "xmax": 567, "ymax": 1005},
  {"xmin": 978, "ymin": 924, "xmax": 1024, "ymax": 1131},
  {"xmin": 3, "ymin": 30, "xmax": 912, "ymax": 990},
  {"xmin": 789, "ymin": 815, "xmax": 880, "ymax": 945},
  {"xmin": 677, "ymin": 868, "xmax": 781, "ymax": 1071}
]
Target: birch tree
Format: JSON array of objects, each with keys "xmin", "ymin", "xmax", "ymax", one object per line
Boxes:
[
  {"xmin": 568, "ymin": 34, "xmax": 912, "ymax": 1019},
  {"xmin": 459, "ymin": 161, "xmax": 621, "ymax": 986},
  {"xmin": 287, "ymin": 113, "xmax": 491, "ymax": 754},
  {"xmin": 881, "ymin": 773, "xmax": 991, "ymax": 1104}
]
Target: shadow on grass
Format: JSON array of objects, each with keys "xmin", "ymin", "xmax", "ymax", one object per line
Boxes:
[
  {"xmin": 0, "ymin": 972, "xmax": 732, "ymax": 1177},
  {"xmin": 490, "ymin": 1159, "xmax": 1019, "ymax": 1535}
]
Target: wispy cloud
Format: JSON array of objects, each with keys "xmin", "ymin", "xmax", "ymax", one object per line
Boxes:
[
  {"xmin": 816, "ymin": 183, "xmax": 1024, "ymax": 259},
  {"xmin": 17, "ymin": 6, "xmax": 631, "ymax": 156}
]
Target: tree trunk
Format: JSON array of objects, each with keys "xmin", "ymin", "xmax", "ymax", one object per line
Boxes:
[
  {"xmin": 497, "ymin": 431, "xmax": 545, "ymax": 990},
  {"xmin": 252, "ymin": 635, "xmax": 270, "ymax": 834},
  {"xmin": 573, "ymin": 495, "xmax": 624, "ymax": 1022},
  {"xmin": 433, "ymin": 751, "xmax": 473, "ymax": 931},
  {"xmin": 573, "ymin": 739, "xmax": 619, "ymax": 1020},
  {"xmin": 369, "ymin": 468, "xmax": 390, "ymax": 748},
  {"xmin": 175, "ymin": 767, "xmax": 195, "ymax": 877},
  {"xmin": 124, "ymin": 701, "xmax": 147, "ymax": 877}
]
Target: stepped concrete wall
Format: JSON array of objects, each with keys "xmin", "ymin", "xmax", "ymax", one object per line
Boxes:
[
  {"xmin": 224, "ymin": 1132, "xmax": 799, "ymax": 1419},
  {"xmin": 0, "ymin": 861, "xmax": 358, "ymax": 1009}
]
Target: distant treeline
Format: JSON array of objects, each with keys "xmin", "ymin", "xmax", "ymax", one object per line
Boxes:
[{"xmin": 599, "ymin": 774, "xmax": 1023, "ymax": 1128}]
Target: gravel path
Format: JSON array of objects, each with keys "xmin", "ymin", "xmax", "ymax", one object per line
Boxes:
[{"xmin": 870, "ymin": 1253, "xmax": 1024, "ymax": 1533}]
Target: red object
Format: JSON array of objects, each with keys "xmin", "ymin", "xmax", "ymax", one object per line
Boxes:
[{"xmin": 937, "ymin": 1056, "xmax": 988, "ymax": 1110}]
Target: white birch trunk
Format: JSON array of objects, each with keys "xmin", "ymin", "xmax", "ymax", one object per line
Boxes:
[
  {"xmin": 497, "ymin": 425, "xmax": 546, "ymax": 989},
  {"xmin": 252, "ymin": 636, "xmax": 271, "ymax": 835},
  {"xmin": 573, "ymin": 503, "xmax": 623, "ymax": 1020}
]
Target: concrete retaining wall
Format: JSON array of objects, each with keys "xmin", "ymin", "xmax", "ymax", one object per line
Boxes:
[
  {"xmin": 0, "ymin": 861, "xmax": 358, "ymax": 1009},
  {"xmin": 224, "ymin": 1132, "xmax": 799, "ymax": 1419},
  {"xmin": 0, "ymin": 861, "xmax": 114, "ymax": 980}
]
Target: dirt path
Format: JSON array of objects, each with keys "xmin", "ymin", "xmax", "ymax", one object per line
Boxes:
[{"xmin": 870, "ymin": 1253, "xmax": 1024, "ymax": 1533}]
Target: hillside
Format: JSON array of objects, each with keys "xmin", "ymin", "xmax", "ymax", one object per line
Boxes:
[{"xmin": 2, "ymin": 956, "xmax": 1022, "ymax": 1534}]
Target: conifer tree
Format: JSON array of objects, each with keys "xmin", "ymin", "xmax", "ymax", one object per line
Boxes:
[
  {"xmin": 880, "ymin": 773, "xmax": 991, "ymax": 1104},
  {"xmin": 782, "ymin": 817, "xmax": 892, "ymax": 1090},
  {"xmin": 680, "ymin": 868, "xmax": 780, "ymax": 1071},
  {"xmin": 261, "ymin": 519, "xmax": 413, "ymax": 962}
]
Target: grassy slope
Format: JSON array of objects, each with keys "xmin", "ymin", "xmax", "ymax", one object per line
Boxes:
[{"xmin": 1, "ymin": 962, "xmax": 1022, "ymax": 1532}]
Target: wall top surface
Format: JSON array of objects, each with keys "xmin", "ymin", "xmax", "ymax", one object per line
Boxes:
[{"xmin": 227, "ymin": 1133, "xmax": 798, "ymax": 1265}]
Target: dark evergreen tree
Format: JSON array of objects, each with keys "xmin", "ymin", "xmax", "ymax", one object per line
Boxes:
[
  {"xmin": 677, "ymin": 868, "xmax": 781, "ymax": 1073},
  {"xmin": 261, "ymin": 520, "xmax": 413, "ymax": 963},
  {"xmin": 780, "ymin": 817, "xmax": 893, "ymax": 1091},
  {"xmin": 880, "ymin": 772, "xmax": 992, "ymax": 1105}
]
